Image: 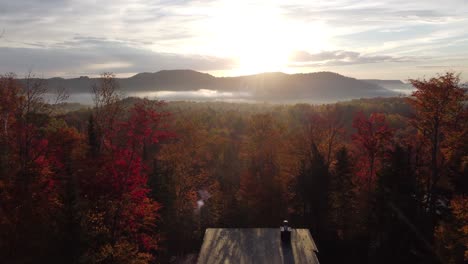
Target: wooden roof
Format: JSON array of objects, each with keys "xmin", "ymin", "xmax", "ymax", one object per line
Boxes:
[{"xmin": 197, "ymin": 228, "xmax": 319, "ymax": 264}]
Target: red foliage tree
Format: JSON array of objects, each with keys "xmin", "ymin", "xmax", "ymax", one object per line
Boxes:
[
  {"xmin": 352, "ymin": 112, "xmax": 393, "ymax": 190},
  {"xmin": 0, "ymin": 74, "xmax": 69, "ymax": 262},
  {"xmin": 80, "ymin": 99, "xmax": 171, "ymax": 263}
]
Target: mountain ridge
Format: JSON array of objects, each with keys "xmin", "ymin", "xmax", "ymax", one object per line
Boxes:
[{"xmin": 20, "ymin": 70, "xmax": 398, "ymax": 102}]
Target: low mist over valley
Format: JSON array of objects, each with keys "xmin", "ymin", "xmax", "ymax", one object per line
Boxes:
[{"xmin": 28, "ymin": 70, "xmax": 411, "ymax": 104}]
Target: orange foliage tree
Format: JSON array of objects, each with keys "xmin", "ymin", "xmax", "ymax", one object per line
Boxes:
[{"xmin": 408, "ymin": 72, "xmax": 467, "ymax": 233}]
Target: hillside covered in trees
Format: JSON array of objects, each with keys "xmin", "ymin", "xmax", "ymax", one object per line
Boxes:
[
  {"xmin": 20, "ymin": 70, "xmax": 397, "ymax": 103},
  {"xmin": 0, "ymin": 72, "xmax": 467, "ymax": 264}
]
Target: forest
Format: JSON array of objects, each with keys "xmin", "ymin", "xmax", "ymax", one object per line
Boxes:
[{"xmin": 0, "ymin": 72, "xmax": 466, "ymax": 264}]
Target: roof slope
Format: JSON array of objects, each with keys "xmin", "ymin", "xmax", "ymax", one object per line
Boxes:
[{"xmin": 197, "ymin": 228, "xmax": 319, "ymax": 264}]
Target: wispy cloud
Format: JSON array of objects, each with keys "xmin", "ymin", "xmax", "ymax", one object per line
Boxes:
[
  {"xmin": 0, "ymin": 0, "xmax": 467, "ymax": 79},
  {"xmin": 289, "ymin": 50, "xmax": 420, "ymax": 67},
  {"xmin": 0, "ymin": 37, "xmax": 234, "ymax": 77}
]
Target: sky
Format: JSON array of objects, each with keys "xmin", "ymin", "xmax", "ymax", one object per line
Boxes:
[{"xmin": 0, "ymin": 0, "xmax": 467, "ymax": 80}]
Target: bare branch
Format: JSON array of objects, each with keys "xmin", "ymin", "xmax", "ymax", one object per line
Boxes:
[
  {"xmin": 53, "ymin": 86, "xmax": 70, "ymax": 105},
  {"xmin": 22, "ymin": 71, "xmax": 48, "ymax": 115},
  {"xmin": 91, "ymin": 72, "xmax": 123, "ymax": 151}
]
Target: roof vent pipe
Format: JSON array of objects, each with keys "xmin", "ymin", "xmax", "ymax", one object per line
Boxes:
[{"xmin": 280, "ymin": 220, "xmax": 291, "ymax": 244}]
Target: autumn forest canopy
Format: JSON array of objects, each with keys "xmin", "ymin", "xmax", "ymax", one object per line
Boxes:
[
  {"xmin": 0, "ymin": 71, "xmax": 467, "ymax": 264},
  {"xmin": 2, "ymin": 0, "xmax": 468, "ymax": 263}
]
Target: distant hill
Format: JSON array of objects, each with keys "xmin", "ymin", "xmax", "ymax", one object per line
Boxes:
[
  {"xmin": 21, "ymin": 70, "xmax": 398, "ymax": 102},
  {"xmin": 122, "ymin": 70, "xmax": 216, "ymax": 91}
]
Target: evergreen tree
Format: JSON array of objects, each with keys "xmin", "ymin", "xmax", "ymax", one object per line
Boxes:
[
  {"xmin": 330, "ymin": 146, "xmax": 355, "ymax": 240},
  {"xmin": 373, "ymin": 145, "xmax": 425, "ymax": 263},
  {"xmin": 294, "ymin": 142, "xmax": 330, "ymax": 239}
]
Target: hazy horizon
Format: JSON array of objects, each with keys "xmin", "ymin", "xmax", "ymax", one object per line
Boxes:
[
  {"xmin": 35, "ymin": 70, "xmax": 412, "ymax": 104},
  {"xmin": 15, "ymin": 69, "xmax": 412, "ymax": 81}
]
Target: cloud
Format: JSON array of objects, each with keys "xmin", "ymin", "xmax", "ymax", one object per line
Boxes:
[
  {"xmin": 289, "ymin": 50, "xmax": 417, "ymax": 67},
  {"xmin": 0, "ymin": 0, "xmax": 69, "ymax": 14},
  {"xmin": 0, "ymin": 0, "xmax": 203, "ymax": 50},
  {"xmin": 0, "ymin": 0, "xmax": 72, "ymax": 24},
  {"xmin": 281, "ymin": 1, "xmax": 466, "ymax": 25},
  {"xmin": 0, "ymin": 37, "xmax": 235, "ymax": 77},
  {"xmin": 0, "ymin": 0, "xmax": 467, "ymax": 79},
  {"xmin": 280, "ymin": 0, "xmax": 468, "ymax": 49}
]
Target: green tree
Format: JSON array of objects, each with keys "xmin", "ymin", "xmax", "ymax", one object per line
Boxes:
[
  {"xmin": 373, "ymin": 145, "xmax": 433, "ymax": 263},
  {"xmin": 294, "ymin": 142, "xmax": 330, "ymax": 239},
  {"xmin": 330, "ymin": 146, "xmax": 355, "ymax": 241}
]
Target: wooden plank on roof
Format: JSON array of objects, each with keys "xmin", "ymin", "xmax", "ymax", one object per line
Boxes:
[{"xmin": 197, "ymin": 228, "xmax": 319, "ymax": 264}]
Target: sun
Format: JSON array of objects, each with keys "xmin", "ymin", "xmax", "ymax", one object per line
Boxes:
[
  {"xmin": 233, "ymin": 31, "xmax": 291, "ymax": 75},
  {"xmin": 200, "ymin": 1, "xmax": 329, "ymax": 75},
  {"xmin": 215, "ymin": 2, "xmax": 293, "ymax": 75}
]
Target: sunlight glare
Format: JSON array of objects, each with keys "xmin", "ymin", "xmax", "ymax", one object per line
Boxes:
[{"xmin": 203, "ymin": 1, "xmax": 329, "ymax": 75}]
